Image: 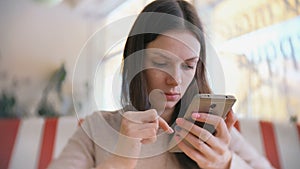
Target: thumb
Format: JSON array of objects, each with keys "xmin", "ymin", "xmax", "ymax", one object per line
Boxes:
[
  {"xmin": 158, "ymin": 117, "xmax": 174, "ymax": 134},
  {"xmin": 225, "ymin": 109, "xmax": 237, "ymax": 130}
]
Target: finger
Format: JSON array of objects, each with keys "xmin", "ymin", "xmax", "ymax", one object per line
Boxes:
[
  {"xmin": 158, "ymin": 117, "xmax": 174, "ymax": 134},
  {"xmin": 137, "ymin": 123, "xmax": 158, "ymax": 130},
  {"xmin": 191, "ymin": 113, "xmax": 223, "ymax": 128},
  {"xmin": 121, "ymin": 120, "xmax": 157, "ymax": 133},
  {"xmin": 174, "ymin": 135, "xmax": 208, "ymax": 167},
  {"xmin": 124, "ymin": 109, "xmax": 158, "ymax": 123},
  {"xmin": 191, "ymin": 113, "xmax": 230, "ymax": 141},
  {"xmin": 176, "ymin": 118, "xmax": 213, "ymax": 142},
  {"xmin": 141, "ymin": 137, "xmax": 156, "ymax": 144},
  {"xmin": 176, "ymin": 118, "xmax": 224, "ymax": 152},
  {"xmin": 122, "ymin": 122, "xmax": 157, "ymax": 137},
  {"xmin": 224, "ymin": 110, "xmax": 237, "ymax": 130},
  {"xmin": 176, "ymin": 128, "xmax": 217, "ymax": 160},
  {"xmin": 133, "ymin": 128, "xmax": 157, "ymax": 140}
]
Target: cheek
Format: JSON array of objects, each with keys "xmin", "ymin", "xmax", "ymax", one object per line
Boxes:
[
  {"xmin": 145, "ymin": 70, "xmax": 165, "ymax": 86},
  {"xmin": 181, "ymin": 71, "xmax": 196, "ymax": 89}
]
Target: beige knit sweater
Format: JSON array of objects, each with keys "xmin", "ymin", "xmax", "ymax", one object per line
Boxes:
[{"xmin": 48, "ymin": 111, "xmax": 274, "ymax": 169}]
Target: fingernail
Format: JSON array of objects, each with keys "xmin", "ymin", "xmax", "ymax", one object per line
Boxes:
[
  {"xmin": 174, "ymin": 125, "xmax": 182, "ymax": 132},
  {"xmin": 174, "ymin": 134, "xmax": 181, "ymax": 142},
  {"xmin": 198, "ymin": 140, "xmax": 205, "ymax": 146},
  {"xmin": 192, "ymin": 113, "xmax": 200, "ymax": 119},
  {"xmin": 168, "ymin": 127, "xmax": 174, "ymax": 134},
  {"xmin": 176, "ymin": 118, "xmax": 184, "ymax": 125}
]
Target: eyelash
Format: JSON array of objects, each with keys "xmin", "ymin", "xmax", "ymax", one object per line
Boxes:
[
  {"xmin": 182, "ymin": 64, "xmax": 195, "ymax": 70},
  {"xmin": 152, "ymin": 61, "xmax": 167, "ymax": 67},
  {"xmin": 152, "ymin": 61, "xmax": 195, "ymax": 70}
]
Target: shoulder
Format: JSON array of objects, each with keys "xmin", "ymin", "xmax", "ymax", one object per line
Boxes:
[
  {"xmin": 83, "ymin": 110, "xmax": 123, "ymax": 131},
  {"xmin": 78, "ymin": 110, "xmax": 124, "ymax": 155},
  {"xmin": 99, "ymin": 110, "xmax": 123, "ymax": 127}
]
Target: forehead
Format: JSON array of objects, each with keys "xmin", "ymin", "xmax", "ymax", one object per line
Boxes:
[{"xmin": 146, "ymin": 30, "xmax": 201, "ymax": 60}]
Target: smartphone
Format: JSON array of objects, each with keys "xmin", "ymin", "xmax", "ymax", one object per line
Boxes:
[
  {"xmin": 169, "ymin": 94, "xmax": 236, "ymax": 152},
  {"xmin": 183, "ymin": 94, "xmax": 236, "ymax": 134}
]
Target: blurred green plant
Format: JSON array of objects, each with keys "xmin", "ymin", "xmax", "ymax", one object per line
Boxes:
[
  {"xmin": 34, "ymin": 0, "xmax": 63, "ymax": 6},
  {"xmin": 0, "ymin": 92, "xmax": 17, "ymax": 118},
  {"xmin": 290, "ymin": 115, "xmax": 298, "ymax": 123},
  {"xmin": 37, "ymin": 63, "xmax": 67, "ymax": 117},
  {"xmin": 0, "ymin": 49, "xmax": 19, "ymax": 118}
]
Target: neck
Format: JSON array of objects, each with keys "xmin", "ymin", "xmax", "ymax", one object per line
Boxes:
[{"xmin": 160, "ymin": 107, "xmax": 175, "ymax": 124}]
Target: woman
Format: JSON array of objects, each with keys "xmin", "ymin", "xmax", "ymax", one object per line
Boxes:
[{"xmin": 48, "ymin": 0, "xmax": 274, "ymax": 169}]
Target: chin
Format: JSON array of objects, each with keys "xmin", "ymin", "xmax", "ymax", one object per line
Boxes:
[{"xmin": 165, "ymin": 101, "xmax": 179, "ymax": 110}]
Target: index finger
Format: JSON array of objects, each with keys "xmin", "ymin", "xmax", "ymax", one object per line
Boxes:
[
  {"xmin": 124, "ymin": 109, "xmax": 158, "ymax": 123},
  {"xmin": 192, "ymin": 113, "xmax": 229, "ymax": 138},
  {"xmin": 158, "ymin": 117, "xmax": 174, "ymax": 134}
]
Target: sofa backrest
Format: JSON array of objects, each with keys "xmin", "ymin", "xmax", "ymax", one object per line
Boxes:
[
  {"xmin": 0, "ymin": 117, "xmax": 79, "ymax": 169},
  {"xmin": 235, "ymin": 118, "xmax": 300, "ymax": 169},
  {"xmin": 0, "ymin": 117, "xmax": 299, "ymax": 169}
]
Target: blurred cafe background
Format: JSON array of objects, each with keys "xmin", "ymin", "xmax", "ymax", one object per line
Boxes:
[
  {"xmin": 0, "ymin": 0, "xmax": 299, "ymax": 121},
  {"xmin": 0, "ymin": 0, "xmax": 299, "ymax": 169}
]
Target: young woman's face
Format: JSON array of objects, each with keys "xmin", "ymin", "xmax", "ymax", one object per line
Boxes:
[{"xmin": 144, "ymin": 30, "xmax": 200, "ymax": 110}]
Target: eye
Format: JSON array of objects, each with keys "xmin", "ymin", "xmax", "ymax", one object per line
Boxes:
[
  {"xmin": 182, "ymin": 63, "xmax": 195, "ymax": 70},
  {"xmin": 152, "ymin": 61, "xmax": 168, "ymax": 67}
]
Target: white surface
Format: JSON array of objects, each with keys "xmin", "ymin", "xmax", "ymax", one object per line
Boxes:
[
  {"xmin": 9, "ymin": 118, "xmax": 44, "ymax": 169},
  {"xmin": 53, "ymin": 116, "xmax": 79, "ymax": 158},
  {"xmin": 239, "ymin": 118, "xmax": 264, "ymax": 155},
  {"xmin": 274, "ymin": 122, "xmax": 300, "ymax": 169}
]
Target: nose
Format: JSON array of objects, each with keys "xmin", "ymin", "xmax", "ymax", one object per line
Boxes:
[{"xmin": 166, "ymin": 67, "xmax": 182, "ymax": 86}]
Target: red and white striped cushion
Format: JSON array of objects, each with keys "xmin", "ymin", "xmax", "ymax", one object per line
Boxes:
[
  {"xmin": 1, "ymin": 117, "xmax": 299, "ymax": 169},
  {"xmin": 235, "ymin": 118, "xmax": 300, "ymax": 169},
  {"xmin": 0, "ymin": 117, "xmax": 79, "ymax": 169}
]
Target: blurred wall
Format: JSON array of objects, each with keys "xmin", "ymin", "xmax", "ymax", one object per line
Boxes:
[{"xmin": 0, "ymin": 0, "xmax": 104, "ymax": 116}]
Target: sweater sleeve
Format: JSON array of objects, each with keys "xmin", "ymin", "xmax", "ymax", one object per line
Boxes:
[
  {"xmin": 228, "ymin": 128, "xmax": 275, "ymax": 169},
  {"xmin": 47, "ymin": 120, "xmax": 96, "ymax": 169}
]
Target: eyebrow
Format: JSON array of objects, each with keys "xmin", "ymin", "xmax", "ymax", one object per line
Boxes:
[
  {"xmin": 151, "ymin": 51, "xmax": 199, "ymax": 62},
  {"xmin": 185, "ymin": 57, "xmax": 199, "ymax": 62},
  {"xmin": 151, "ymin": 51, "xmax": 171, "ymax": 60}
]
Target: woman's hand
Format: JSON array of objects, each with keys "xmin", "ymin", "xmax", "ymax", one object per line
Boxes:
[
  {"xmin": 97, "ymin": 109, "xmax": 173, "ymax": 169},
  {"xmin": 120, "ymin": 109, "xmax": 173, "ymax": 144},
  {"xmin": 174, "ymin": 110, "xmax": 237, "ymax": 169}
]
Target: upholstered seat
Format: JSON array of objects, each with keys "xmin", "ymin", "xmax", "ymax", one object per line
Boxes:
[{"xmin": 1, "ymin": 117, "xmax": 299, "ymax": 169}]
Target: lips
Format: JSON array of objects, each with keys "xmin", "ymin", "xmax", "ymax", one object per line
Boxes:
[{"xmin": 164, "ymin": 92, "xmax": 180, "ymax": 101}]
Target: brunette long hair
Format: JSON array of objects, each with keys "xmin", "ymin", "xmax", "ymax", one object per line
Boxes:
[{"xmin": 121, "ymin": 0, "xmax": 211, "ymax": 168}]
